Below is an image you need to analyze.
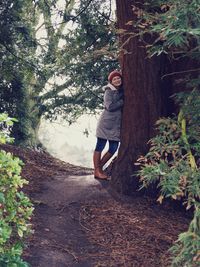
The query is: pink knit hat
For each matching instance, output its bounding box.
[108,70,122,83]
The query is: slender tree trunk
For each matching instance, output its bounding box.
[111,0,173,194]
[12,79,42,147]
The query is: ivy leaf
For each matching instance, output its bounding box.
[0,193,5,204]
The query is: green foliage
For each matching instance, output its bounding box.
[0,0,118,145]
[39,0,118,122]
[137,90,200,266]
[0,114,17,144]
[138,90,200,204]
[129,0,200,59]
[129,2,200,265]
[0,114,33,266]
[0,0,40,145]
[169,202,200,267]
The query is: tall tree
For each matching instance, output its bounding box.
[0,0,40,144]
[110,0,172,194]
[110,0,199,194]
[0,0,117,146]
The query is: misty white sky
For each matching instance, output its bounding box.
[39,114,102,168]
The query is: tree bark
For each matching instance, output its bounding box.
[11,78,42,147]
[111,0,173,194]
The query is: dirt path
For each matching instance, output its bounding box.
[25,173,191,267]
[25,174,111,267]
[0,145,191,267]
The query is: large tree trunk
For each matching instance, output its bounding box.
[111,0,173,194]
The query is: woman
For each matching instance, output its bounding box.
[93,70,124,180]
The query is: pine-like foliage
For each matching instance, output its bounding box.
[130,0,200,266]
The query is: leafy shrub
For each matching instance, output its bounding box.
[137,90,200,266]
[130,1,200,265]
[0,113,33,266]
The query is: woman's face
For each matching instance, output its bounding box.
[111,76,122,88]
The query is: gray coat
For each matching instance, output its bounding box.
[96,84,123,141]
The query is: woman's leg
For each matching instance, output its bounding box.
[93,138,108,179]
[100,140,119,169]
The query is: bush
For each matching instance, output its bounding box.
[128,1,200,265]
[137,91,200,266]
[0,113,34,266]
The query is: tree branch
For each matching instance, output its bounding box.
[1,43,45,77]
[161,68,200,79]
[93,1,114,23]
[44,0,93,30]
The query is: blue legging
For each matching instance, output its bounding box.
[95,137,119,155]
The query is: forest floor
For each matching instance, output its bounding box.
[1,144,192,267]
